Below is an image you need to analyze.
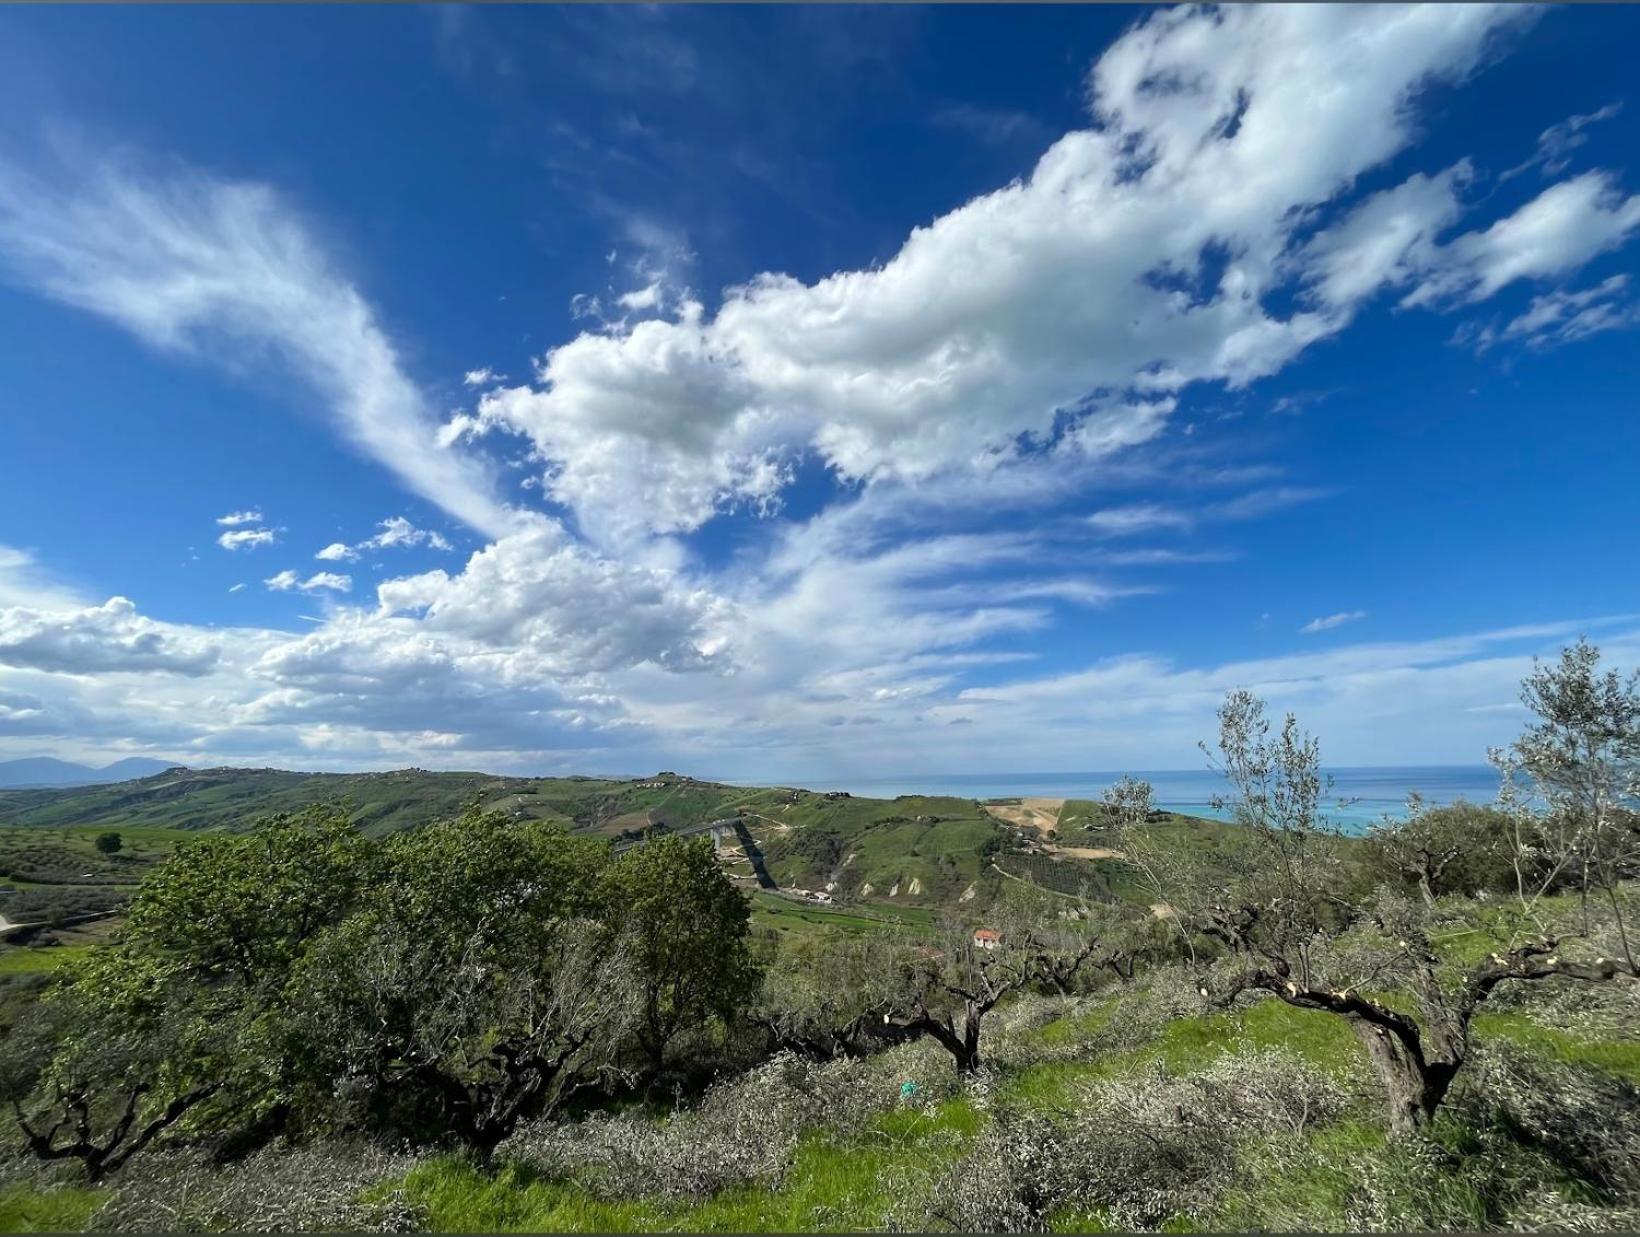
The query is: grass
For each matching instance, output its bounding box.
[392,1161,659,1233]
[0,769,725,836]
[0,1185,106,1234]
[751,897,896,938]
[1423,891,1589,968]
[749,892,937,940]
[1034,1001,1118,1048]
[0,944,91,976]
[1208,1120,1387,1231]
[1006,995,1363,1109]
[393,1099,982,1233]
[1473,1010,1640,1082]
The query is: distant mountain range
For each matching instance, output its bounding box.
[0,756,181,789]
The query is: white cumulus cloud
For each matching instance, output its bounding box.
[450,4,1537,545]
[313,517,453,563]
[0,597,222,676]
[218,529,277,552]
[265,570,351,594]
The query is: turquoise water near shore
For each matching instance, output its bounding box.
[751,766,1503,833]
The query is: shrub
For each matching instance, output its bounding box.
[88,1143,422,1233]
[1506,1194,1640,1232]
[908,1044,1355,1231]
[1464,1040,1640,1197]
[501,1042,957,1202]
[1366,801,1519,902]
[914,1109,1066,1232]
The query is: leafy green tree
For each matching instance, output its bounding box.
[286,810,626,1153]
[93,832,123,856]
[600,836,757,1076]
[124,803,376,993]
[7,804,377,1174]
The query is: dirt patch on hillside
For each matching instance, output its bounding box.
[985,797,1065,835]
[986,799,1126,861]
[736,811,792,833]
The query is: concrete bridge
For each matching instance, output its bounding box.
[611,816,777,890]
[610,815,740,856]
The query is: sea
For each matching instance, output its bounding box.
[736,766,1504,834]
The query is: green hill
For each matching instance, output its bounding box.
[0,767,1252,925]
[0,766,580,835]
[0,767,1218,915]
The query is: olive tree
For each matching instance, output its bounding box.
[1104,774,1218,965]
[1501,638,1640,965]
[750,929,928,1061]
[886,892,1118,1074]
[1154,649,1639,1132]
[1366,798,1518,905]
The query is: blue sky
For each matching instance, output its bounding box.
[0,4,1637,781]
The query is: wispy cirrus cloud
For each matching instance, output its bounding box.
[1301,610,1368,635]
[1502,102,1624,181]
[0,144,518,539]
[1457,274,1640,353]
[1087,487,1333,539]
[1086,504,1196,538]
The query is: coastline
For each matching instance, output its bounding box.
[729,765,1504,831]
